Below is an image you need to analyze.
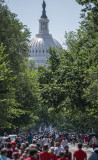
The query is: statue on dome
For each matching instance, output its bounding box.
[43,0,46,11]
[41,0,47,19]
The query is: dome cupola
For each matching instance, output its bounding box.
[36,0,50,37]
[29,0,61,66]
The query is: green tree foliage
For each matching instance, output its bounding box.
[76,0,98,111]
[50,108,98,133]
[0,44,15,129]
[0,1,40,133]
[0,0,30,62]
[0,0,98,133]
[76,0,98,17]
[38,44,92,111]
[38,0,98,132]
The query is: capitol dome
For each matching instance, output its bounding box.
[29,0,61,66]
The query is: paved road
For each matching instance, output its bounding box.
[68,143,93,159]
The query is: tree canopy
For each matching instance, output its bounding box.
[0,0,98,134]
[38,0,98,133]
[0,0,40,133]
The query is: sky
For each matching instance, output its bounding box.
[4,0,83,45]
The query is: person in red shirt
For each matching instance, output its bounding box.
[92,136,96,150]
[84,135,88,142]
[64,146,72,160]
[39,144,53,160]
[57,151,69,160]
[7,142,13,159]
[11,141,18,152]
[49,147,57,160]
[73,143,87,160]
[25,148,38,160]
[84,135,88,147]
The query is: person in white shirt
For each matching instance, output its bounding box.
[42,135,49,147]
[61,138,68,148]
[55,142,64,158]
[38,137,43,148]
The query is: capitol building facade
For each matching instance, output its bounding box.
[29,0,61,66]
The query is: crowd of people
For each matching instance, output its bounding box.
[0,131,98,160]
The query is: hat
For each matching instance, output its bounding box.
[21,143,26,146]
[50,147,54,151]
[29,144,37,148]
[11,141,16,145]
[25,147,29,152]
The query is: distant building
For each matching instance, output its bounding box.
[29,0,61,66]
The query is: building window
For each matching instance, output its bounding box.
[36,50,37,53]
[43,50,44,53]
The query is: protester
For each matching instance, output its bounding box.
[20,153,27,160]
[42,135,49,147]
[49,147,57,160]
[0,148,10,160]
[24,147,30,158]
[27,133,33,144]
[57,151,68,160]
[11,141,18,152]
[21,143,26,154]
[39,144,53,160]
[73,143,87,160]
[55,142,64,158]
[61,138,68,148]
[84,135,88,147]
[88,148,98,160]
[64,146,72,160]
[50,138,54,147]
[36,143,42,153]
[38,137,42,149]
[92,136,96,150]
[24,148,38,160]
[72,136,75,145]
[12,152,19,160]
[0,131,95,160]
[6,142,13,159]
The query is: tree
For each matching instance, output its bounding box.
[0,44,15,129]
[0,1,40,133]
[38,0,98,131]
[76,0,98,114]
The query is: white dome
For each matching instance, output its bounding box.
[29,1,61,66]
[29,36,61,66]
[30,36,61,50]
